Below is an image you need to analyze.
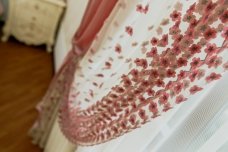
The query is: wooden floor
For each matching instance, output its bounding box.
[0,35,54,151]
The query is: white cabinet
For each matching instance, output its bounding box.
[1,0,66,52]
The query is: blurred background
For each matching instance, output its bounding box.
[0,0,87,151]
[0,0,54,152]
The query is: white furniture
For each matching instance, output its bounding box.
[1,0,66,52]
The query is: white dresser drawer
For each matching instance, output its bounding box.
[2,0,66,52]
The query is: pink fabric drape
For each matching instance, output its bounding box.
[29,0,118,147]
[59,0,228,146]
[72,0,119,55]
